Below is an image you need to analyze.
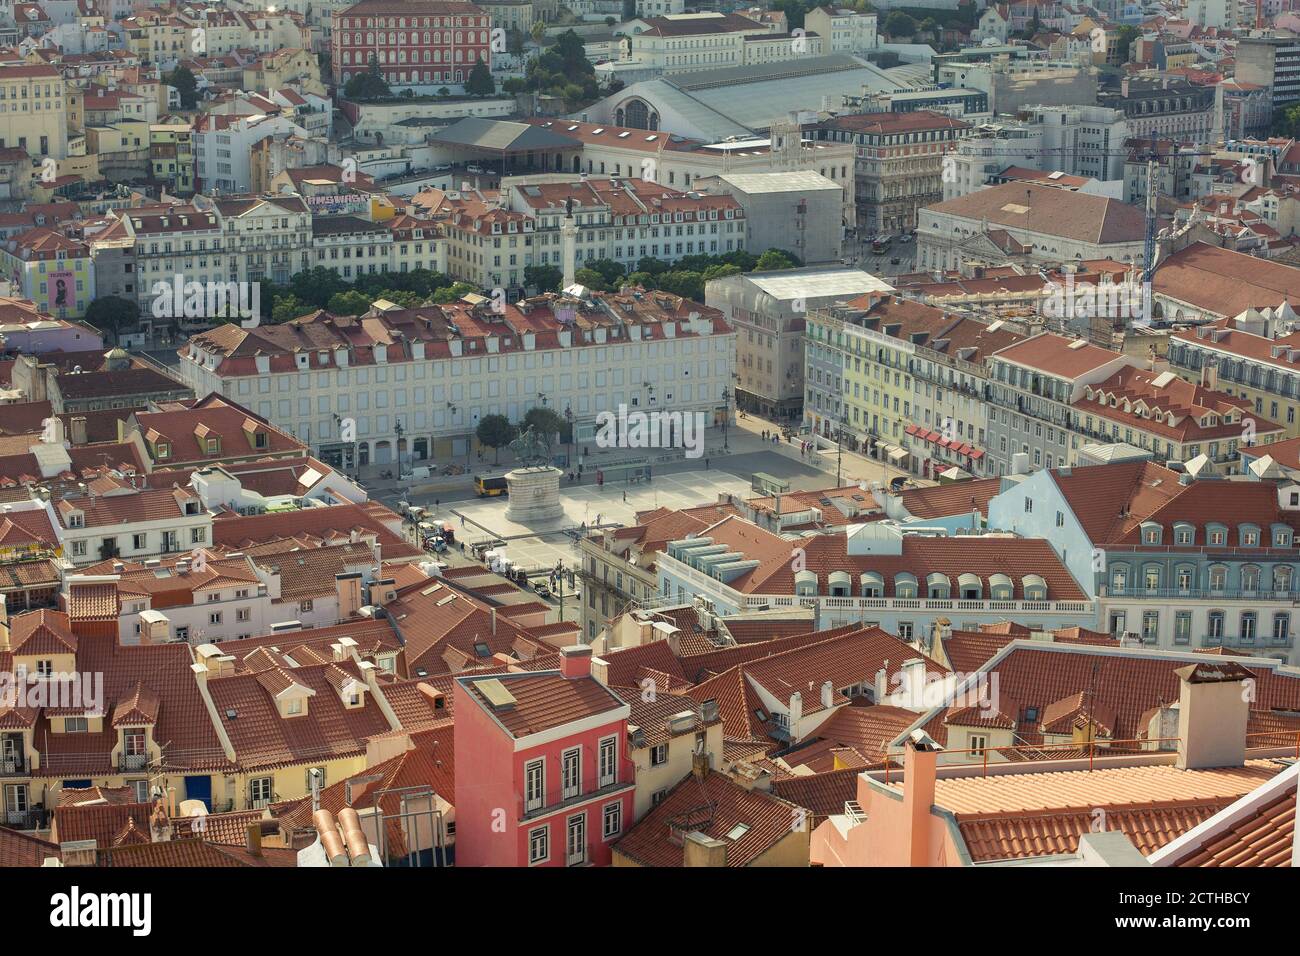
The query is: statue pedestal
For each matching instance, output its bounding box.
[505,466,564,522]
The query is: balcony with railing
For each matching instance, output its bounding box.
[520,776,631,823]
[0,756,27,776]
[119,753,149,772]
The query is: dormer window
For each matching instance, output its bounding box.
[67,513,83,529]
[156,442,170,459]
[36,659,53,677]
[205,437,220,455]
[253,432,267,449]
[286,698,303,716]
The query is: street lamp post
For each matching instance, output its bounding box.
[721,386,731,453]
[564,404,574,474]
[394,419,404,475]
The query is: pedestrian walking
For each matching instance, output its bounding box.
[623,491,627,503]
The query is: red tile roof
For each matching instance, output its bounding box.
[458,671,627,739]
[613,770,807,867]
[1153,765,1297,867]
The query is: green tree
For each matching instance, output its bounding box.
[755,249,799,271]
[584,258,626,287]
[327,290,373,315]
[524,264,564,293]
[437,87,451,97]
[465,57,495,96]
[884,11,917,38]
[771,0,810,30]
[476,413,517,465]
[84,295,139,343]
[165,66,199,110]
[530,20,547,43]
[271,294,315,324]
[503,76,527,94]
[344,56,392,99]
[636,256,671,276]
[574,267,610,291]
[1273,104,1300,138]
[655,270,704,301]
[523,405,566,443]
[290,266,349,309]
[431,281,478,304]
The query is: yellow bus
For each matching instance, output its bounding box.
[474,475,508,497]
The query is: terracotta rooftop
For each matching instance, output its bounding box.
[460,670,627,739]
[613,770,807,867]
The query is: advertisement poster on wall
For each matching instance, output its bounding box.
[47,270,75,311]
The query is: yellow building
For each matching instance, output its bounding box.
[122,12,189,66]
[806,295,917,456]
[0,228,95,318]
[0,64,69,160]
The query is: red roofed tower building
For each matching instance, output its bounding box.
[454,646,635,866]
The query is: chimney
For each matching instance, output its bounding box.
[245,821,263,858]
[70,416,87,445]
[788,691,803,732]
[682,830,728,866]
[691,749,710,781]
[590,654,610,686]
[559,644,592,679]
[1174,661,1250,770]
[371,578,397,607]
[335,572,363,619]
[337,807,371,866]
[820,680,834,710]
[313,809,349,866]
[58,840,98,867]
[902,730,943,867]
[901,657,928,707]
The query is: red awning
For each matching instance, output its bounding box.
[970,449,985,460]
[905,424,920,436]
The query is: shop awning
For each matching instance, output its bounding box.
[887,446,909,462]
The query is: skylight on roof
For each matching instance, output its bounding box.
[645,135,658,141]
[592,128,605,134]
[618,131,631,138]
[726,823,751,841]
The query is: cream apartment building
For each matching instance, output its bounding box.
[0,64,69,160]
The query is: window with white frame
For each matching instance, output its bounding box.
[524,759,544,812]
[602,801,622,840]
[528,824,549,864]
[561,747,581,800]
[598,736,617,787]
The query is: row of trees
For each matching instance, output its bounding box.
[524,248,802,302]
[475,405,570,464]
[86,246,804,340]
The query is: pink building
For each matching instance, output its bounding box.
[453,646,636,867]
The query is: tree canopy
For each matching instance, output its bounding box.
[476,414,517,464]
[344,57,392,99]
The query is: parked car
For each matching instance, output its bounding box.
[890,256,901,265]
[533,582,552,600]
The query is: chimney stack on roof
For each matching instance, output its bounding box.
[560,644,592,679]
[1174,660,1251,770]
[902,730,943,867]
